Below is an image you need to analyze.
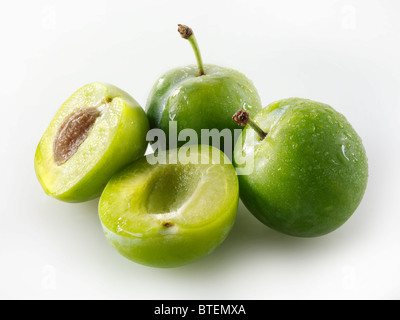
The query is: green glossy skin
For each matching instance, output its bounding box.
[99,145,239,268]
[34,82,149,202]
[234,98,368,237]
[146,64,262,153]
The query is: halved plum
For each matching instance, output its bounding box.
[34,82,149,202]
[99,145,239,268]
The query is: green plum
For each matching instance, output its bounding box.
[98,145,239,268]
[34,82,149,202]
[146,24,262,154]
[232,98,368,237]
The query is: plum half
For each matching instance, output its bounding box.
[34,82,149,202]
[98,145,239,268]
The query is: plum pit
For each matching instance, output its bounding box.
[53,107,100,165]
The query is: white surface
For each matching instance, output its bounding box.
[1,0,399,300]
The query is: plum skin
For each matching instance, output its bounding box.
[234,98,368,237]
[146,64,262,153]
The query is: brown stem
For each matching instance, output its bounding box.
[232,109,268,140]
[177,24,193,39]
[177,24,205,76]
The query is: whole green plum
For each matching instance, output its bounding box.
[146,25,262,155]
[232,98,368,237]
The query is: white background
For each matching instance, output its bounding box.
[1,0,399,300]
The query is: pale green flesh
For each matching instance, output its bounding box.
[99,146,239,267]
[34,82,149,202]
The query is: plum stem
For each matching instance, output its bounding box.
[232,109,268,140]
[178,24,205,76]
